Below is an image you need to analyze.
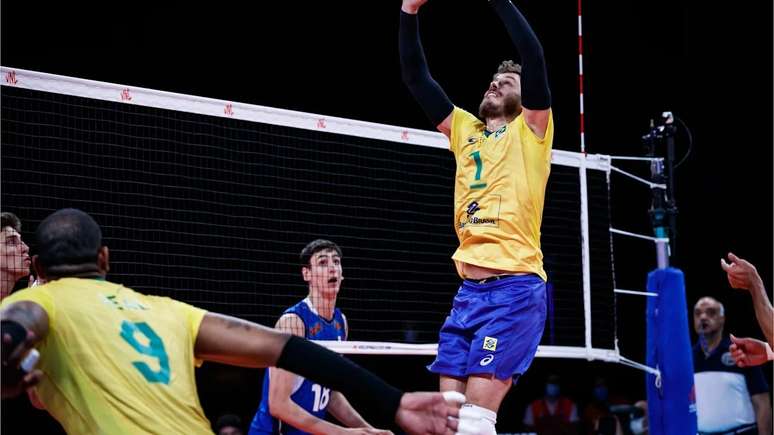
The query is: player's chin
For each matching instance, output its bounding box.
[322,285,340,295]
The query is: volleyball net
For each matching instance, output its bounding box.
[1,66,657,366]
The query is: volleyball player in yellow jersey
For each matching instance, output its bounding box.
[400,0,553,433]
[1,209,465,434]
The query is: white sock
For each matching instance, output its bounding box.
[457,403,497,435]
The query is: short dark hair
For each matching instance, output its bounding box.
[213,414,243,434]
[1,212,21,233]
[36,208,102,271]
[494,60,522,78]
[300,239,342,267]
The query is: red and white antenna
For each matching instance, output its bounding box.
[577,0,586,153]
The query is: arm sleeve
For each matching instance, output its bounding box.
[489,0,551,110]
[399,10,454,126]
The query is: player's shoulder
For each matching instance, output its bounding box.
[275,312,305,336]
[452,107,482,129]
[283,299,310,317]
[277,311,304,322]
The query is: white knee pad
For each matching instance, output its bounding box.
[456,404,497,435]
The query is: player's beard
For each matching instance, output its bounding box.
[479,93,522,120]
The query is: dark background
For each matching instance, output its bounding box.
[1,1,772,433]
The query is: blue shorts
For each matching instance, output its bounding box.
[428,274,546,381]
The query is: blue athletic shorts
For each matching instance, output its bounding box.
[428,274,546,381]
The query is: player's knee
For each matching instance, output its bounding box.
[457,404,497,435]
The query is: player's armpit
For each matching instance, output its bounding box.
[437,112,452,138]
[522,108,551,140]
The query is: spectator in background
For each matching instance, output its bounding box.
[1,212,32,300]
[214,414,244,435]
[693,296,771,435]
[523,374,579,434]
[581,377,623,435]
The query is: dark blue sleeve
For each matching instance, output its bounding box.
[744,365,770,395]
[399,11,454,127]
[489,0,551,110]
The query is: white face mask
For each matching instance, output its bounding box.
[630,417,646,434]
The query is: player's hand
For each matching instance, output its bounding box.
[720,253,762,292]
[1,326,41,399]
[730,334,774,368]
[395,391,464,435]
[402,0,429,15]
[2,368,42,399]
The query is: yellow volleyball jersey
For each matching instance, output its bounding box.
[449,107,553,281]
[1,278,211,434]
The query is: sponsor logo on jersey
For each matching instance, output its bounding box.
[459,201,496,229]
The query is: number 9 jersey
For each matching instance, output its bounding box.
[0,277,212,434]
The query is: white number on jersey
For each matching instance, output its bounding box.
[311,383,331,412]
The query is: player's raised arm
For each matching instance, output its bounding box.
[489,0,551,137]
[399,0,454,137]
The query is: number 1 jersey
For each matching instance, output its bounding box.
[449,107,554,281]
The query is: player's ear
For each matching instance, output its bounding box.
[302,265,311,282]
[97,246,110,275]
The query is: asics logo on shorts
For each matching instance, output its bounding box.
[483,336,498,351]
[479,354,495,366]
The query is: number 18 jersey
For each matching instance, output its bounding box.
[1,277,211,434]
[249,298,347,435]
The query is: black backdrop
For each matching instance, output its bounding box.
[1,1,771,433]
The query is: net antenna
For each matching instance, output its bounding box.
[642,111,679,267]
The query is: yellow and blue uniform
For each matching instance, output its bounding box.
[1,277,211,434]
[449,106,553,281]
[428,107,553,381]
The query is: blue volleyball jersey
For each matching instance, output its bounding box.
[249,299,347,435]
